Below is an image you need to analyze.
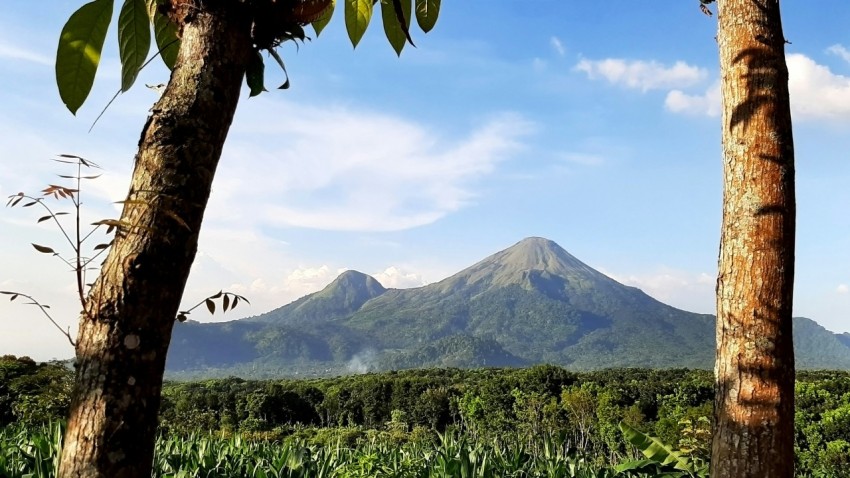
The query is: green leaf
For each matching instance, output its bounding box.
[246,50,266,97]
[118,0,151,91]
[312,0,335,37]
[222,294,230,312]
[414,0,439,33]
[619,422,696,473]
[205,299,215,314]
[147,0,180,69]
[381,0,412,56]
[344,0,373,48]
[56,0,114,114]
[267,49,291,89]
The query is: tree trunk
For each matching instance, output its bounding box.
[711,1,796,477]
[58,2,253,476]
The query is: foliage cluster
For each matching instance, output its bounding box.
[0,356,72,428]
[4,360,850,475]
[1,423,697,478]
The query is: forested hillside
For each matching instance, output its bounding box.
[166,238,850,377]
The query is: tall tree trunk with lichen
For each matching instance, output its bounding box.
[711,0,796,477]
[57,2,253,476]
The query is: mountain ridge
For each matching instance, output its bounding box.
[166,237,850,377]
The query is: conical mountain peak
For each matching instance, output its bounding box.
[436,237,610,291]
[495,237,596,275]
[319,270,386,299]
[248,270,386,325]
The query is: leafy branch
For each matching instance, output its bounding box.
[56,0,442,111]
[4,155,249,346]
[176,291,250,323]
[6,155,109,308]
[0,292,76,347]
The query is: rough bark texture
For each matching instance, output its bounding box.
[58,2,253,476]
[712,1,796,477]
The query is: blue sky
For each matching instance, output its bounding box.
[1,1,849,361]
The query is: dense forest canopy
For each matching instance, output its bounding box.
[2,356,849,476]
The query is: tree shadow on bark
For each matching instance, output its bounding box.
[714,302,795,473]
[729,45,788,133]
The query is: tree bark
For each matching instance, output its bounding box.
[711,1,796,477]
[58,2,253,476]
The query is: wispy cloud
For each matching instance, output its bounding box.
[838,284,849,294]
[550,37,566,57]
[0,40,51,65]
[575,58,706,92]
[213,101,534,232]
[827,44,850,64]
[558,152,605,166]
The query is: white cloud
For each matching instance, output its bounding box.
[0,40,51,65]
[665,81,721,117]
[787,53,850,121]
[838,284,849,294]
[373,266,427,289]
[827,44,850,64]
[212,102,533,232]
[550,37,566,57]
[604,267,715,314]
[575,58,706,92]
[664,54,850,122]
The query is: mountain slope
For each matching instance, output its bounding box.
[344,237,715,368]
[249,270,386,325]
[165,237,850,376]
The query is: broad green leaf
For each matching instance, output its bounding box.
[147,0,180,69]
[381,0,412,56]
[246,50,267,97]
[56,0,114,114]
[118,0,151,91]
[312,0,335,37]
[619,422,696,473]
[344,0,373,48]
[415,0,439,33]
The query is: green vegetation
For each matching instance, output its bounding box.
[0,356,72,428]
[0,424,697,478]
[3,356,850,476]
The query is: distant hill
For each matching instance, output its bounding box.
[166,237,850,377]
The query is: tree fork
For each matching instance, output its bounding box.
[712,0,796,477]
[58,2,253,476]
